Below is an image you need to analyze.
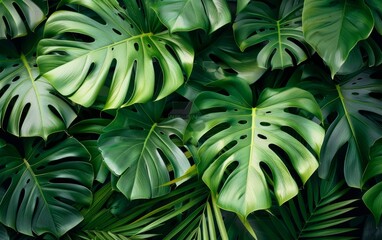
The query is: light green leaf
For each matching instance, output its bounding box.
[37,0,193,109]
[303,0,374,77]
[0,137,93,238]
[299,67,382,188]
[0,39,77,140]
[98,100,190,199]
[152,0,231,33]
[185,80,324,217]
[0,0,47,39]
[234,0,311,69]
[362,139,382,223]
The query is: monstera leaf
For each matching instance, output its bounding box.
[185,80,325,217]
[0,137,93,238]
[233,0,311,69]
[152,0,231,33]
[0,0,47,39]
[0,39,77,140]
[299,67,382,188]
[338,37,382,75]
[98,100,191,199]
[366,0,382,35]
[303,0,374,77]
[363,139,382,223]
[37,0,194,109]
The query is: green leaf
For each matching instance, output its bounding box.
[185,80,324,217]
[37,0,194,109]
[302,0,374,77]
[366,0,382,35]
[300,68,382,188]
[234,0,311,69]
[362,139,382,223]
[253,173,360,239]
[0,39,77,140]
[152,0,231,33]
[0,224,9,240]
[0,0,47,39]
[0,137,93,238]
[98,100,191,199]
[338,37,382,75]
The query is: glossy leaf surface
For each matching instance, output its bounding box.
[0,137,93,237]
[186,80,324,217]
[37,0,194,109]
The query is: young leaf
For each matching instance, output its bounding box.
[152,0,231,33]
[37,0,194,109]
[0,137,93,238]
[303,0,374,77]
[234,0,311,69]
[98,100,190,199]
[185,79,324,217]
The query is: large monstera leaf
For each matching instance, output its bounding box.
[0,0,47,39]
[152,0,231,33]
[233,0,311,69]
[0,137,93,238]
[303,0,374,77]
[0,40,77,140]
[37,0,194,109]
[366,0,382,35]
[299,67,382,188]
[185,80,324,217]
[98,100,191,199]
[363,139,382,223]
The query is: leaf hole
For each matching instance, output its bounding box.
[117,13,125,20]
[19,103,31,133]
[0,84,10,98]
[199,122,230,145]
[12,76,20,82]
[238,120,247,125]
[2,16,10,38]
[260,122,271,126]
[369,92,382,100]
[12,63,20,67]
[257,134,267,140]
[240,135,247,140]
[0,67,4,73]
[2,95,19,129]
[351,92,359,96]
[112,28,122,35]
[17,188,25,210]
[134,42,139,51]
[266,111,271,114]
[130,23,134,29]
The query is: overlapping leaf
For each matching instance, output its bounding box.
[0,0,47,39]
[98,101,191,199]
[362,139,382,223]
[152,0,231,33]
[234,0,311,69]
[0,40,77,140]
[366,0,382,35]
[299,67,382,188]
[253,173,360,239]
[37,0,194,109]
[185,80,324,217]
[0,137,93,238]
[303,0,374,77]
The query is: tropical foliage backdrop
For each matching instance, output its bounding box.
[0,0,381,239]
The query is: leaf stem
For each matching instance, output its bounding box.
[211,193,229,240]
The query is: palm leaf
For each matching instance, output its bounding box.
[152,0,231,33]
[185,79,324,217]
[0,0,47,39]
[98,100,191,199]
[37,0,194,109]
[302,0,374,77]
[366,0,382,35]
[298,67,382,188]
[253,173,360,239]
[0,137,93,238]
[233,0,311,69]
[0,37,77,140]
